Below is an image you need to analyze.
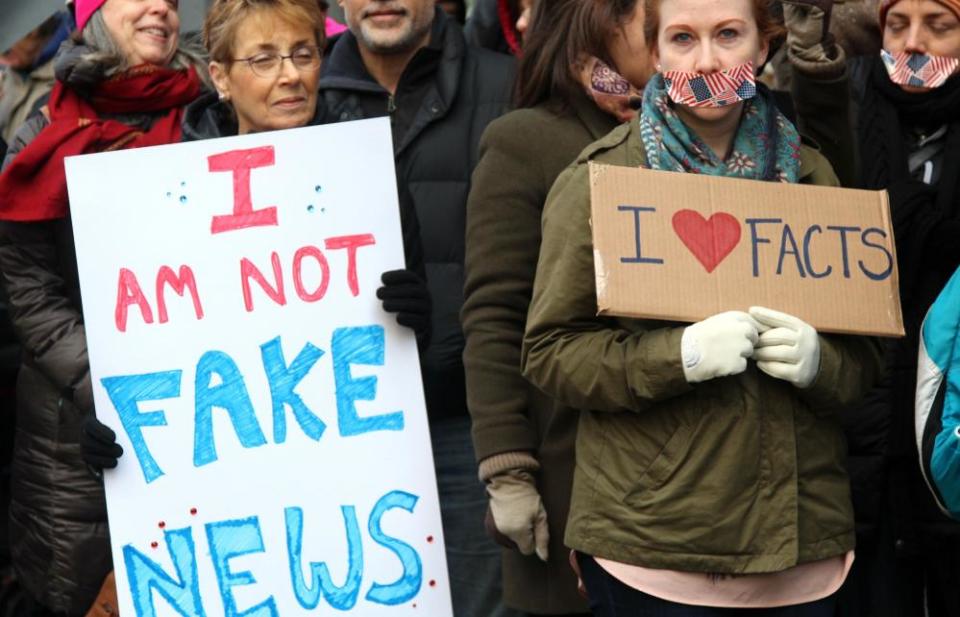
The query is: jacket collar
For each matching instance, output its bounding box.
[568,88,621,141]
[319,8,458,100]
[319,8,465,155]
[180,89,330,141]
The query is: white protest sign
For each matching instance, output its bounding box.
[65,118,452,616]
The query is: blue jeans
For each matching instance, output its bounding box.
[431,417,520,617]
[578,553,837,617]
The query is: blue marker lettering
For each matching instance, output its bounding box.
[333,326,404,437]
[745,218,782,277]
[206,517,278,617]
[260,337,326,444]
[101,370,181,484]
[194,351,267,467]
[365,490,422,605]
[618,206,664,265]
[826,226,861,278]
[123,528,205,617]
[859,227,894,281]
[776,224,806,277]
[286,506,363,610]
[802,225,832,279]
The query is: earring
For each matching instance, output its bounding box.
[656,64,662,72]
[218,91,229,101]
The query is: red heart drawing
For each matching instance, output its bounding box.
[671,210,741,273]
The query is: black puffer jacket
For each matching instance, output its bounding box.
[0,118,108,616]
[319,11,513,420]
[792,56,960,617]
[0,45,195,615]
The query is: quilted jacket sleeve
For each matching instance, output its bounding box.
[0,113,93,413]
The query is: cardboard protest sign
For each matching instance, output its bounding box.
[589,163,904,337]
[65,118,452,616]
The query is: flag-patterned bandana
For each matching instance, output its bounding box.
[577,56,644,123]
[881,49,960,89]
[663,61,757,108]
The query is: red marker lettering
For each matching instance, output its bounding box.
[156,265,204,324]
[115,268,154,332]
[208,146,278,234]
[240,252,286,312]
[293,246,331,302]
[324,234,376,296]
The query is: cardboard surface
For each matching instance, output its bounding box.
[66,118,452,616]
[589,163,904,337]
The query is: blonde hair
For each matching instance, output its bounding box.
[203,0,327,63]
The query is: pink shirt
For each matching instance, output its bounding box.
[594,552,854,608]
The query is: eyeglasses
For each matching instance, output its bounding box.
[231,46,322,77]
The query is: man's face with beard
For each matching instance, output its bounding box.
[339,0,436,54]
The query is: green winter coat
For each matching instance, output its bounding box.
[522,119,884,575]
[463,91,617,614]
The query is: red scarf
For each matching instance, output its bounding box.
[0,64,201,221]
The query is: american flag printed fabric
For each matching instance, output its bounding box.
[881,50,960,89]
[663,61,757,108]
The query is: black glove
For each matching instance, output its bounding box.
[80,414,123,472]
[376,269,431,346]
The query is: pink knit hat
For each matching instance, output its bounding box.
[72,0,108,34]
[879,0,960,29]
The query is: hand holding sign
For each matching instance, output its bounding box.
[80,415,123,472]
[377,269,432,345]
[66,119,452,616]
[751,306,822,389]
[590,164,904,337]
[681,312,762,383]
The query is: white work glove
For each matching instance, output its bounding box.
[681,311,761,383]
[486,469,549,561]
[750,306,821,389]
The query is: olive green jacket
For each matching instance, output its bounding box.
[463,92,617,613]
[522,120,884,574]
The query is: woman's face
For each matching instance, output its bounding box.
[883,0,960,91]
[209,10,321,135]
[606,1,656,90]
[653,0,767,123]
[100,0,180,66]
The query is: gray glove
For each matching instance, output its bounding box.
[486,469,549,561]
[782,0,838,64]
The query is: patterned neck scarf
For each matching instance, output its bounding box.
[639,73,801,183]
[576,56,644,123]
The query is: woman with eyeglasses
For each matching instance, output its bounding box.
[79,0,432,486]
[182,0,326,136]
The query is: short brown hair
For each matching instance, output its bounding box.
[515,0,640,109]
[203,0,326,64]
[643,0,785,50]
